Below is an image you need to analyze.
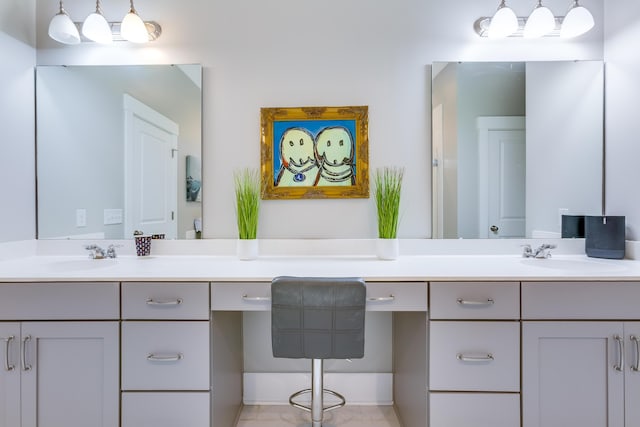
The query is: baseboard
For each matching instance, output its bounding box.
[243,372,393,405]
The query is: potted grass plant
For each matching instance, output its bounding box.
[374,167,404,260]
[234,168,260,260]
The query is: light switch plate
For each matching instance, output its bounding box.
[76,209,87,227]
[104,209,123,225]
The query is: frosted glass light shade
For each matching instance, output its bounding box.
[82,13,112,44]
[121,11,148,43]
[48,11,80,45]
[524,5,555,38]
[560,3,594,38]
[488,5,518,38]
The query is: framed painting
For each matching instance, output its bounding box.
[260,106,369,199]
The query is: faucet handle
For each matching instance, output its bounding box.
[106,244,122,258]
[521,244,533,257]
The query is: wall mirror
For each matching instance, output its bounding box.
[36,64,202,240]
[431,61,604,239]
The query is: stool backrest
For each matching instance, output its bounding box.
[271,276,366,359]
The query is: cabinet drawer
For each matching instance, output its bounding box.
[430,282,519,319]
[522,281,640,319]
[122,282,209,319]
[121,321,210,390]
[211,282,428,312]
[430,321,520,391]
[122,392,210,427]
[0,282,119,320]
[430,393,520,427]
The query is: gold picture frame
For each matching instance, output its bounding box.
[260,106,369,200]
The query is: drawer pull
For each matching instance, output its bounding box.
[614,335,624,372]
[456,353,494,363]
[631,335,640,372]
[22,336,31,371]
[3,336,14,371]
[147,353,183,362]
[456,298,495,307]
[367,295,395,302]
[242,295,271,302]
[146,298,183,306]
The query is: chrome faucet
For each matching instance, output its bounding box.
[522,243,557,259]
[84,244,118,259]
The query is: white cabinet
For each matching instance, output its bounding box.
[121,282,210,427]
[0,321,119,427]
[429,281,521,427]
[0,282,120,427]
[522,281,640,427]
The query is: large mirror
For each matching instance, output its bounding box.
[36,64,202,240]
[432,61,604,239]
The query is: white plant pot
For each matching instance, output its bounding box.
[237,239,259,260]
[376,238,399,260]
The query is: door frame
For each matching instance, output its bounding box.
[477,116,525,238]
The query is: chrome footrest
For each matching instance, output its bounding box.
[289,388,346,413]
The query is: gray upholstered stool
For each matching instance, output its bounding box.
[271,276,366,427]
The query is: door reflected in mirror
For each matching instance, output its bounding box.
[36,64,202,240]
[431,61,603,239]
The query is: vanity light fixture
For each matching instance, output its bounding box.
[47,0,162,45]
[523,0,556,38]
[487,0,519,39]
[560,0,595,38]
[48,0,81,45]
[81,0,112,44]
[121,0,150,43]
[475,0,595,38]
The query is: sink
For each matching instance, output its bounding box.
[520,257,627,273]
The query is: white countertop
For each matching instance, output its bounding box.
[0,239,638,282]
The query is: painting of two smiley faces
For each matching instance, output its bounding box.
[261,106,369,200]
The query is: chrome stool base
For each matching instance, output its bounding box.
[289,359,346,427]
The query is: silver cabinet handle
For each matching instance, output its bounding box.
[22,335,31,371]
[147,353,183,362]
[3,336,15,371]
[614,335,624,372]
[367,295,395,302]
[146,298,183,306]
[241,295,271,302]
[456,353,494,362]
[456,298,495,307]
[631,335,640,372]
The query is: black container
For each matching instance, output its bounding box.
[585,216,626,259]
[561,215,585,238]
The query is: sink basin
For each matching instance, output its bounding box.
[520,257,627,273]
[44,258,118,272]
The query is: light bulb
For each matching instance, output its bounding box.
[524,2,556,38]
[48,1,80,45]
[82,1,112,44]
[488,1,519,38]
[560,0,595,38]
[121,1,149,43]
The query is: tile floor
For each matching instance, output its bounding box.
[236,404,402,427]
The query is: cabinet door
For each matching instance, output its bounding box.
[0,323,20,427]
[20,322,119,427]
[522,322,624,427]
[626,322,640,427]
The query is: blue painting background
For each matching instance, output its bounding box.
[272,119,356,184]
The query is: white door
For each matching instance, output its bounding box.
[477,117,525,238]
[522,322,624,427]
[124,95,178,239]
[0,324,20,427]
[20,322,119,427]
[626,322,640,427]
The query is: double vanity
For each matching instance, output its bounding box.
[1,239,639,427]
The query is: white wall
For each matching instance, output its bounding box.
[604,0,640,240]
[0,0,36,242]
[27,0,605,239]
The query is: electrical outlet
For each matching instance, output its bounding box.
[104,209,123,225]
[76,209,87,227]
